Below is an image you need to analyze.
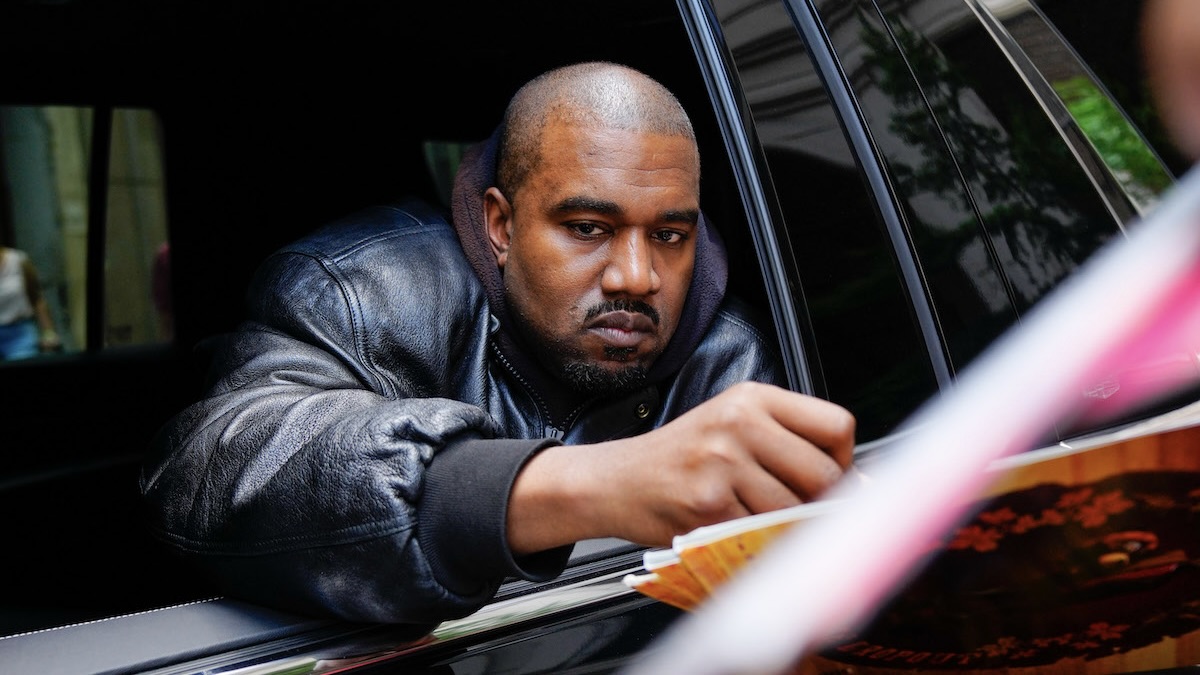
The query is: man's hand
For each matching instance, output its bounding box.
[507,382,855,554]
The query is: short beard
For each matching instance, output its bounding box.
[560,299,658,394]
[561,358,649,395]
[508,297,660,396]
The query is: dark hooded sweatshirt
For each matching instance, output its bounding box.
[139,133,785,630]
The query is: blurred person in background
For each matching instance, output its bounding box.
[0,245,60,360]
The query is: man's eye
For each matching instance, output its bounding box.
[569,222,603,236]
[653,230,688,244]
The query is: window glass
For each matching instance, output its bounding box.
[974,0,1174,215]
[1032,0,1192,180]
[0,106,88,358]
[853,0,1125,360]
[0,105,169,360]
[711,0,939,441]
[809,0,1021,371]
[105,109,171,346]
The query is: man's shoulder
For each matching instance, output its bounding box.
[247,197,483,313]
[708,296,776,348]
[284,198,459,261]
[686,295,786,387]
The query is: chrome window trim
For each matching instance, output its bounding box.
[787,0,955,391]
[148,569,644,675]
[3,552,650,674]
[677,0,818,396]
[227,572,637,675]
[964,0,1147,225]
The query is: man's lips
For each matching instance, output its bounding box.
[586,311,657,348]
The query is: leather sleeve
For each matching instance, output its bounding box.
[140,207,554,626]
[657,296,790,417]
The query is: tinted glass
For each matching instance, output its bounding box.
[711,0,938,441]
[825,0,1125,369]
[105,109,171,346]
[970,0,1174,216]
[0,106,87,358]
[1033,0,1192,179]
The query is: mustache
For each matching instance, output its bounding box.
[584,299,661,326]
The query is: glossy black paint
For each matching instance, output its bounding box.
[375,598,681,674]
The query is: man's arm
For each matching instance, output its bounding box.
[141,208,554,627]
[18,254,61,352]
[507,381,855,554]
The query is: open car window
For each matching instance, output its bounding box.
[0,105,170,362]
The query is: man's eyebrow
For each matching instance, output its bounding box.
[662,208,701,227]
[552,195,622,216]
[552,196,700,226]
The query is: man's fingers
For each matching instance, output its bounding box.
[745,382,856,469]
[751,419,847,500]
[733,466,805,514]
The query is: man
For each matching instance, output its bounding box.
[140,61,854,630]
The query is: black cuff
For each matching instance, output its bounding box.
[417,437,573,596]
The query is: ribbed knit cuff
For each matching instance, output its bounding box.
[417,437,573,596]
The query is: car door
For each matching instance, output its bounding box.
[694,0,1184,449]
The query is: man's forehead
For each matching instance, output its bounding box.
[533,123,699,183]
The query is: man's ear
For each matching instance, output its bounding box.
[484,187,514,270]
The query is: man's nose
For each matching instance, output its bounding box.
[601,231,660,296]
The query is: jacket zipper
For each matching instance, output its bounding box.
[490,343,587,439]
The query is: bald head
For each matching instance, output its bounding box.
[496,62,698,200]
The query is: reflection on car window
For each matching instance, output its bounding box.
[712,0,940,442]
[1031,0,1192,181]
[1052,75,1172,213]
[0,106,169,360]
[972,0,1174,215]
[861,0,1129,362]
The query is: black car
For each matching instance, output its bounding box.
[1,0,1195,672]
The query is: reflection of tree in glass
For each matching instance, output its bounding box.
[1054,75,1173,210]
[859,12,1117,313]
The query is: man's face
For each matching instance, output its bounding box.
[485,121,700,394]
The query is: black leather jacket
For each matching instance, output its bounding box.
[140,197,785,628]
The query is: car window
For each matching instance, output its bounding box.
[708,0,1179,443]
[0,0,759,647]
[866,0,1181,437]
[1031,0,1192,182]
[967,0,1175,216]
[863,0,1128,345]
[710,0,940,442]
[0,105,169,361]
